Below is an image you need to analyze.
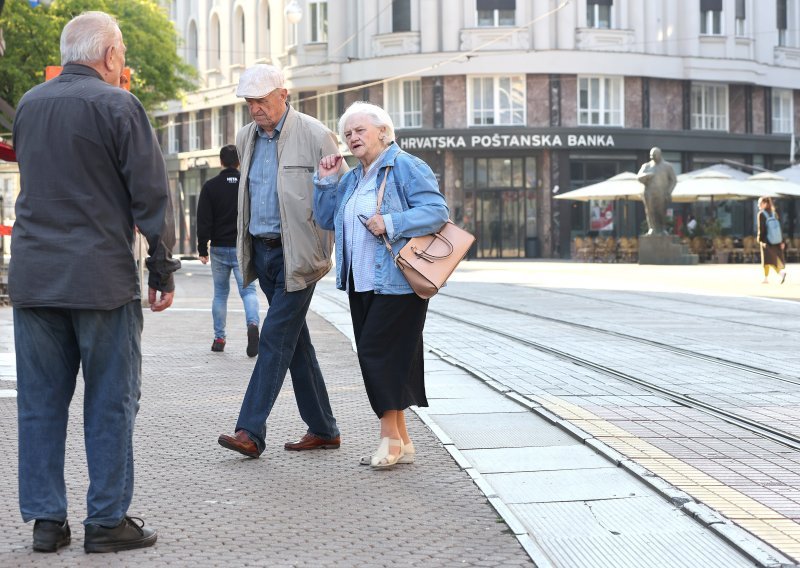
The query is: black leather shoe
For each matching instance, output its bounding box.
[84,516,157,553]
[33,519,70,552]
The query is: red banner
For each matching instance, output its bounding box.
[590,202,614,232]
[0,141,15,162]
[0,225,12,236]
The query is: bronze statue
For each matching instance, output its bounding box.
[637,147,676,235]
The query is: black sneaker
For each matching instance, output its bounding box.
[32,519,70,552]
[246,324,259,357]
[211,338,225,352]
[84,516,157,553]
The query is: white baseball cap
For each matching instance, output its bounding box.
[236,64,285,99]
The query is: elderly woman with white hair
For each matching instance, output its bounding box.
[313,101,449,468]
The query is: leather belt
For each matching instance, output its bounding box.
[255,236,282,248]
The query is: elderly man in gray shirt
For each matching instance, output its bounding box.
[10,11,178,554]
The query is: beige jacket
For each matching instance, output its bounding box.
[235,106,344,291]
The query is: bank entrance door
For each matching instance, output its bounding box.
[463,156,536,259]
[476,190,525,258]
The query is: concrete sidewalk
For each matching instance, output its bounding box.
[0,265,531,567]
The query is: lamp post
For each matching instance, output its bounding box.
[285,0,303,24]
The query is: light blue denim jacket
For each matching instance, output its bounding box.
[313,143,449,295]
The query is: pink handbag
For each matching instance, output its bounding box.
[375,167,475,299]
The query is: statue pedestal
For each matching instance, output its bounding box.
[638,234,698,265]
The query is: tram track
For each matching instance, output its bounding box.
[520,285,799,333]
[424,303,800,453]
[437,290,800,388]
[314,288,800,451]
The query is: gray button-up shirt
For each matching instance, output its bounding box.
[10,64,179,309]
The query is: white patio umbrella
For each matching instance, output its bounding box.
[671,170,769,202]
[775,164,800,184]
[745,172,800,197]
[554,172,643,201]
[676,163,751,181]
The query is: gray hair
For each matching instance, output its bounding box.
[338,102,395,146]
[60,12,122,66]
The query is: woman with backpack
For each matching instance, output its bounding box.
[757,196,787,284]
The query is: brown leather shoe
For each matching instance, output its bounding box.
[218,430,260,458]
[284,433,341,451]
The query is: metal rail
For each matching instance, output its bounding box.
[438,291,800,388]
[429,306,800,453]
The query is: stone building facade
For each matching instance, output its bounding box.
[158,0,800,257]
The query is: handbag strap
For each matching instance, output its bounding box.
[375,166,397,260]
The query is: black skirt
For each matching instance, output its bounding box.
[348,288,429,418]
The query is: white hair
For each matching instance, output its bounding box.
[338,101,396,146]
[60,12,122,66]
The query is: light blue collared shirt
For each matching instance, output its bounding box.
[248,105,288,237]
[342,158,384,292]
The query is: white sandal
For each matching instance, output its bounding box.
[397,441,415,464]
[360,441,415,465]
[370,437,403,468]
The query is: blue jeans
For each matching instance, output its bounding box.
[15,302,143,526]
[211,246,259,339]
[235,240,339,453]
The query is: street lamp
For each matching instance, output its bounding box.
[285,0,302,24]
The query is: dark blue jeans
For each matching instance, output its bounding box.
[235,240,339,453]
[15,302,143,526]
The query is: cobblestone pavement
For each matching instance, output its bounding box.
[0,265,532,567]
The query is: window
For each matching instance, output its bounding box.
[691,83,728,130]
[578,76,624,126]
[317,92,337,132]
[735,0,746,36]
[587,0,612,29]
[210,14,221,68]
[235,105,250,130]
[309,1,328,42]
[386,79,422,128]
[167,116,179,154]
[777,0,787,46]
[233,7,245,65]
[187,21,198,68]
[772,88,793,133]
[211,107,225,148]
[393,0,411,32]
[477,0,515,27]
[258,0,271,58]
[468,76,525,126]
[188,112,200,151]
[700,0,722,35]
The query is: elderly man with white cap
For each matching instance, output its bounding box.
[218,64,347,458]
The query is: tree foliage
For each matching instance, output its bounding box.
[0,0,195,113]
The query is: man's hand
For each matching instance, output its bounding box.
[318,154,343,178]
[200,256,209,264]
[149,287,175,312]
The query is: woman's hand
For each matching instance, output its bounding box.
[318,154,343,177]
[362,214,386,236]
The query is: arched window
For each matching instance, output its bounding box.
[233,6,245,65]
[187,20,198,68]
[258,0,271,59]
[209,13,221,69]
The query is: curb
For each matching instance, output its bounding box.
[427,346,798,568]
